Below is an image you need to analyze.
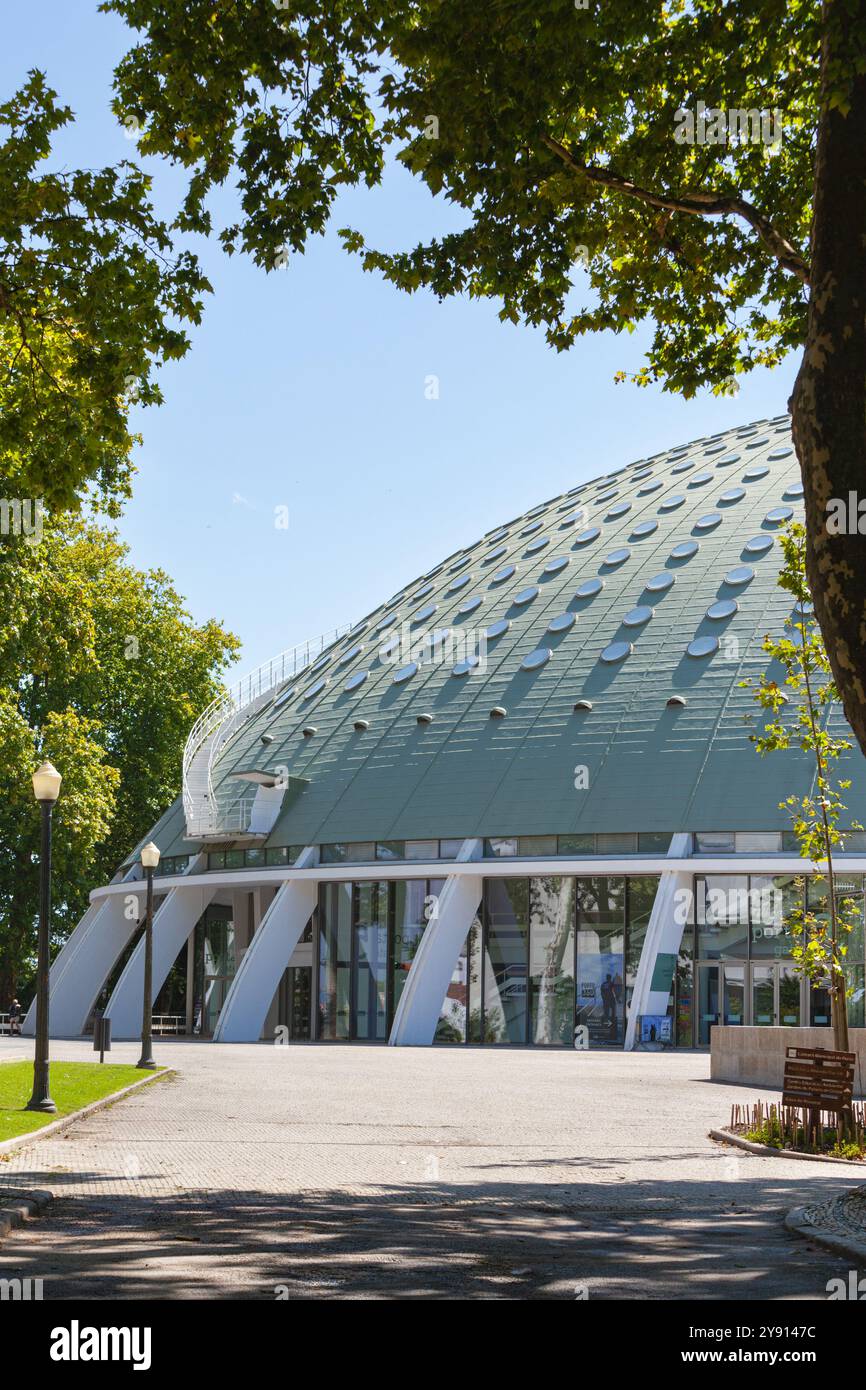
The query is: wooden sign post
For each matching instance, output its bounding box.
[782,1045,856,1145]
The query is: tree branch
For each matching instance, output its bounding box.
[542,133,810,286]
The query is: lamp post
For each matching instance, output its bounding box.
[137,841,160,1070]
[26,760,62,1113]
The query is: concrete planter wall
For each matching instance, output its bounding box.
[711,1026,866,1095]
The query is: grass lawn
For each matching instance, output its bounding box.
[0,1061,163,1143]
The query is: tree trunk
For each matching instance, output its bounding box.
[791,0,866,758]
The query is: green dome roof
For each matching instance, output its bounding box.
[168,414,866,851]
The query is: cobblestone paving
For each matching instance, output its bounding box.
[0,1038,862,1298]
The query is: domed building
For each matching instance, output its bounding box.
[30,415,866,1051]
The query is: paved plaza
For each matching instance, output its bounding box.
[0,1038,861,1299]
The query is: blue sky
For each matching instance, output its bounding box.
[5,2,798,674]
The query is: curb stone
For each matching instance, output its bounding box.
[785,1201,866,1267]
[0,1188,54,1243]
[709,1127,866,1167]
[0,1067,174,1158]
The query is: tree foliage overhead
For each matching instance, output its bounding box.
[0,520,239,999]
[0,71,210,514]
[107,0,815,397]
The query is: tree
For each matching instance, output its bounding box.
[0,520,239,1002]
[745,521,860,1058]
[0,71,210,515]
[105,0,866,754]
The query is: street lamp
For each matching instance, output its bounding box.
[137,841,160,1070]
[26,760,62,1113]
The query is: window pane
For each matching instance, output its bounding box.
[596,833,637,854]
[695,832,735,853]
[696,875,749,958]
[485,837,518,858]
[735,832,782,853]
[405,840,438,860]
[577,878,625,1045]
[749,875,802,958]
[376,840,405,861]
[439,839,463,860]
[528,877,575,1045]
[520,836,558,857]
[483,879,528,1044]
[638,832,673,854]
[558,834,594,855]
[347,842,376,863]
[317,884,352,1039]
[392,880,428,1016]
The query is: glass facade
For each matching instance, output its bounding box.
[688,872,866,1041]
[313,874,660,1048]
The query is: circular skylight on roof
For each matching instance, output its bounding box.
[669,447,690,459]
[769,447,794,460]
[745,534,774,555]
[303,677,329,700]
[594,489,618,503]
[543,555,570,575]
[521,647,552,671]
[670,540,699,560]
[393,662,418,684]
[687,636,719,658]
[607,501,632,519]
[783,482,804,501]
[339,644,364,666]
[689,472,713,486]
[704,444,727,455]
[514,585,539,606]
[485,618,511,640]
[695,513,722,531]
[448,573,471,592]
[645,571,675,593]
[491,563,516,584]
[376,612,398,631]
[484,544,508,563]
[487,527,508,544]
[521,520,543,536]
[412,582,434,600]
[525,504,546,518]
[452,655,480,677]
[603,547,631,567]
[547,612,576,633]
[639,480,663,495]
[630,520,658,539]
[765,506,794,524]
[601,640,633,664]
[378,635,400,659]
[632,468,653,480]
[706,598,738,620]
[743,465,769,481]
[525,536,550,554]
[559,509,586,527]
[344,670,368,692]
[724,565,754,586]
[457,594,483,615]
[671,460,695,474]
[659,495,685,511]
[716,454,741,466]
[623,605,654,627]
[745,436,769,448]
[719,487,746,503]
[272,686,295,712]
[412,602,437,624]
[310,653,331,673]
[574,527,601,546]
[575,577,604,599]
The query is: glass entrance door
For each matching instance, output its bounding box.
[697,964,720,1045]
[750,963,802,1026]
[722,964,746,1027]
[353,923,388,1039]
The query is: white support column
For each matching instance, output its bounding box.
[105,870,216,1039]
[389,839,483,1047]
[624,832,692,1051]
[23,864,143,1038]
[213,848,319,1043]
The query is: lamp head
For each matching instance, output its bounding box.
[140,841,161,871]
[32,761,62,804]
